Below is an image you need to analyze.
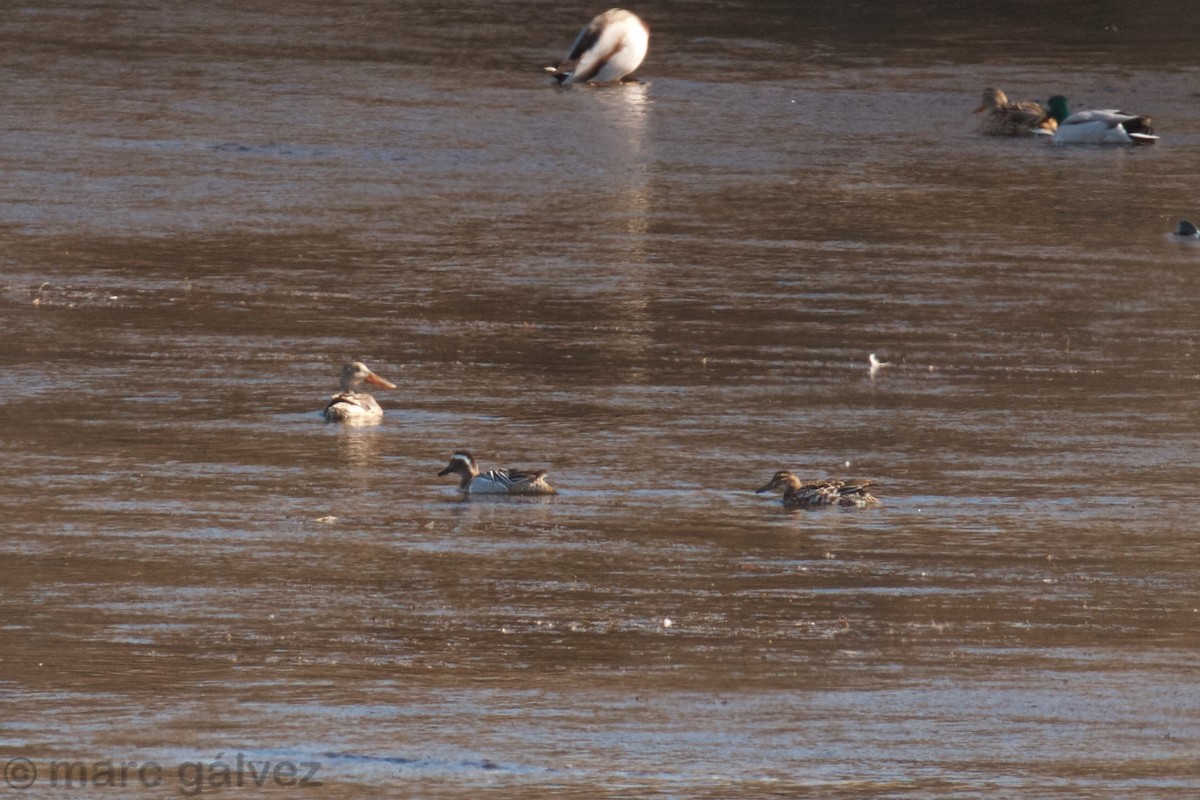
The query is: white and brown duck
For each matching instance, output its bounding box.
[322,361,397,424]
[756,470,879,509]
[438,451,557,495]
[546,8,649,85]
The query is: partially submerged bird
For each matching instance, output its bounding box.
[546,8,649,85]
[756,470,880,509]
[974,87,1057,136]
[1045,95,1158,144]
[868,353,890,380]
[438,451,557,496]
[322,361,397,424]
[1172,220,1199,238]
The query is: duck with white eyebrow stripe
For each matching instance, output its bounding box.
[437,451,558,496]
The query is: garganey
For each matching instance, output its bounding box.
[438,451,558,495]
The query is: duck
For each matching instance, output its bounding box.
[1045,95,1158,144]
[974,87,1057,136]
[756,470,880,509]
[1172,220,1199,238]
[322,361,397,424]
[546,8,649,85]
[438,451,557,495]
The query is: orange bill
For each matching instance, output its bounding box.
[364,371,397,390]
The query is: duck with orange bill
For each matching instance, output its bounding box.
[322,361,397,424]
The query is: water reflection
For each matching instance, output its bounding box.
[331,425,388,474]
[606,80,652,249]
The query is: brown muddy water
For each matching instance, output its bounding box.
[2,1,1199,797]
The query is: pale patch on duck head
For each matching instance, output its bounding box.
[438,451,478,476]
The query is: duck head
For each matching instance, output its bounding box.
[339,361,396,393]
[756,471,801,494]
[438,451,479,478]
[974,87,1007,113]
[1045,95,1070,123]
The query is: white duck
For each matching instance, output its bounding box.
[322,361,396,424]
[546,8,649,85]
[1046,95,1158,145]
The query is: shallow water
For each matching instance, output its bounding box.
[2,1,1199,797]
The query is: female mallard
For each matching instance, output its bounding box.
[438,451,557,496]
[974,87,1057,136]
[322,361,397,424]
[546,8,649,85]
[756,470,879,509]
[1046,95,1158,144]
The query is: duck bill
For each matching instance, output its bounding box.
[437,464,454,476]
[755,483,775,494]
[972,104,986,114]
[364,372,397,390]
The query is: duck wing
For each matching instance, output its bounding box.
[547,18,603,83]
[836,480,876,498]
[323,391,381,421]
[501,467,550,484]
[1063,109,1152,131]
[473,467,555,495]
[783,479,844,506]
[1010,101,1056,131]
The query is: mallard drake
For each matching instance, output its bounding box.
[756,470,880,509]
[438,451,557,495]
[322,361,397,424]
[974,87,1057,136]
[1046,95,1158,144]
[1172,220,1199,238]
[546,8,649,85]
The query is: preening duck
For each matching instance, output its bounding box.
[546,8,649,85]
[322,361,397,424]
[756,471,880,509]
[974,87,1057,137]
[438,451,557,495]
[1046,95,1158,145]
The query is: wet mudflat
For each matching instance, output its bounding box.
[2,1,1199,796]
